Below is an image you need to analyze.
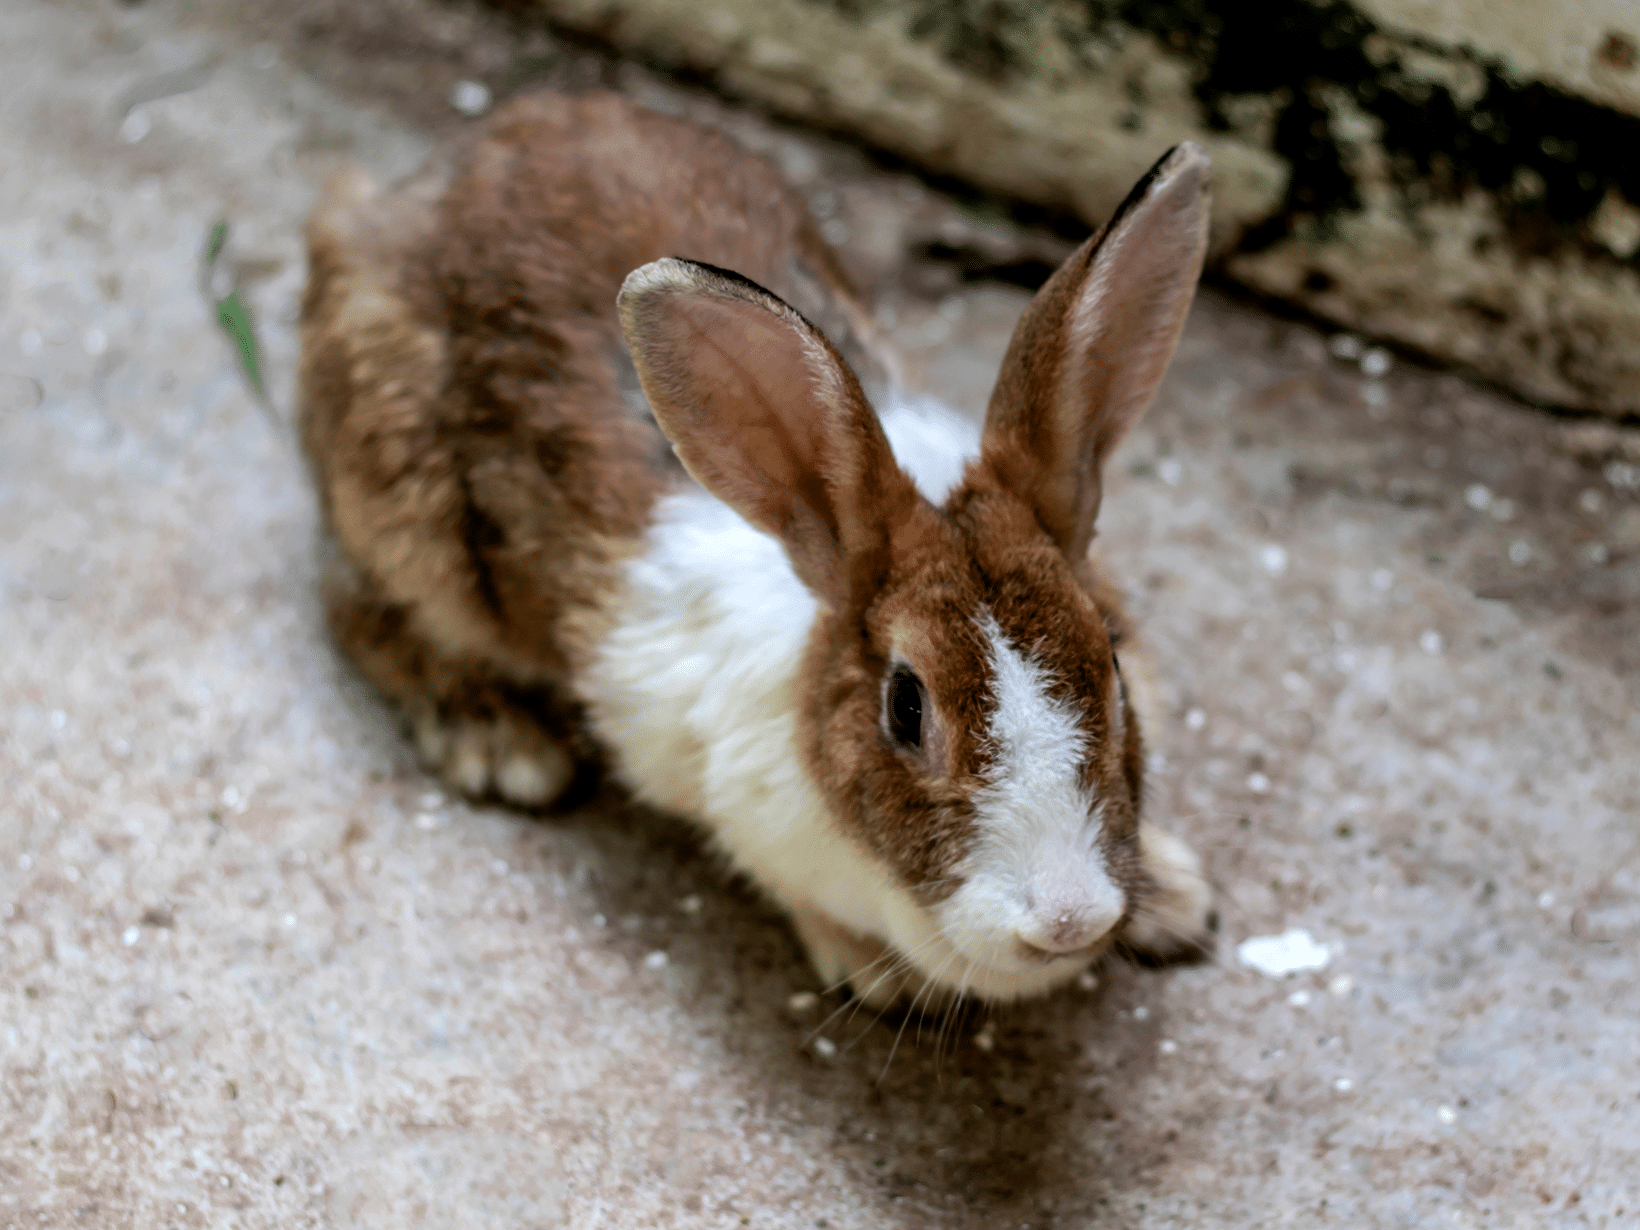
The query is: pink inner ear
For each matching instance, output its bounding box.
[975,145,1210,561]
[663,296,838,545]
[618,258,913,602]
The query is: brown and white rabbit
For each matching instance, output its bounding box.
[299,90,1213,1006]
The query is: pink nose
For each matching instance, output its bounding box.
[1016,900,1124,955]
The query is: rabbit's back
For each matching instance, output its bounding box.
[299,91,883,684]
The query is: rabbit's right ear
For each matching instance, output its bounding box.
[978,143,1211,563]
[618,258,916,605]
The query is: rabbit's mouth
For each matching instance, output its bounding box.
[896,928,1111,1003]
[1013,934,1118,966]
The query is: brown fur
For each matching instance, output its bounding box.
[612,149,1208,906]
[301,90,1214,991]
[300,92,889,789]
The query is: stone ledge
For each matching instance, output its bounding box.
[500,0,1640,421]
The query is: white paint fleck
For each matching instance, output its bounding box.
[1237,928,1332,977]
[1246,772,1272,795]
[49,710,66,730]
[449,80,492,117]
[1537,891,1555,909]
[1185,707,1207,732]
[1328,334,1363,360]
[1437,1105,1457,1125]
[973,1027,995,1052]
[1131,1006,1150,1021]
[1605,460,1640,492]
[1508,539,1531,565]
[122,926,140,946]
[1282,671,1307,693]
[491,860,508,876]
[1329,975,1354,997]
[1077,970,1099,991]
[413,812,439,831]
[1464,483,1492,511]
[787,991,819,1014]
[811,1036,838,1059]
[119,111,151,144]
[282,914,296,929]
[643,950,669,970]
[1260,544,1289,575]
[1334,1077,1354,1093]
[1287,990,1311,1007]
[1370,568,1394,591]
[1159,1039,1178,1055]
[1419,629,1444,656]
[1157,458,1183,486]
[1360,348,1392,378]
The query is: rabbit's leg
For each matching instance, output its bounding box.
[408,692,576,808]
[1119,823,1215,963]
[790,908,918,1009]
[322,547,578,808]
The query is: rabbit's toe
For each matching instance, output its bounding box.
[791,908,906,1007]
[496,748,570,807]
[1121,823,1215,965]
[413,707,574,809]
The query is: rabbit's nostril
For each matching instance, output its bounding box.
[1015,902,1123,958]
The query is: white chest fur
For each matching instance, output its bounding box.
[573,397,979,938]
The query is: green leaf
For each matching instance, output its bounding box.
[206,219,230,267]
[216,290,264,397]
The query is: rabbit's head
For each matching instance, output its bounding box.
[618,144,1211,1001]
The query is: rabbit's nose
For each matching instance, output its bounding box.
[1015,894,1125,957]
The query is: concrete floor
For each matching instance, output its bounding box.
[2,1,1638,1227]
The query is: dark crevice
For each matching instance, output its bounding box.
[457,476,508,620]
[810,0,1640,266]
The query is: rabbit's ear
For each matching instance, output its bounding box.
[618,258,916,603]
[978,143,1210,561]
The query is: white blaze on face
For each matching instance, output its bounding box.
[933,613,1126,968]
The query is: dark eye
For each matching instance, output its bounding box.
[887,668,923,749]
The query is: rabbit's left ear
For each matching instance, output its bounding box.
[978,143,1211,561]
[617,258,918,606]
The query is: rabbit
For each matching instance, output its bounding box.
[299,89,1214,1008]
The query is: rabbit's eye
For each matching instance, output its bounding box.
[888,668,923,749]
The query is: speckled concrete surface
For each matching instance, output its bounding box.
[2,2,1638,1228]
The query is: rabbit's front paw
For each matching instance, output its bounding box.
[1120,823,1216,965]
[413,705,574,809]
[791,908,920,1010]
